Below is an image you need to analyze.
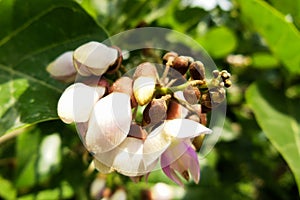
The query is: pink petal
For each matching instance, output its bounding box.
[162,165,184,187]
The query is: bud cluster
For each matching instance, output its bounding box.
[47,41,231,185]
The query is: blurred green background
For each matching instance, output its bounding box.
[0,0,300,199]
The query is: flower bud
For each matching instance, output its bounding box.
[133,62,157,79]
[127,124,148,140]
[73,41,118,76]
[183,86,200,104]
[189,61,205,80]
[133,62,157,106]
[172,56,190,75]
[143,98,167,126]
[46,51,76,82]
[162,52,178,65]
[110,76,133,97]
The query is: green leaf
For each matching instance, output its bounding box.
[0,176,17,199]
[251,52,279,69]
[18,181,74,200]
[0,0,109,136]
[237,0,300,74]
[246,82,300,194]
[15,127,41,188]
[198,26,237,58]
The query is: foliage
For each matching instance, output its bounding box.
[0,0,300,199]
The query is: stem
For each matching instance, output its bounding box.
[0,126,31,145]
[173,97,200,118]
[155,79,207,96]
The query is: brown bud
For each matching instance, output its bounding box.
[189,61,205,80]
[128,124,148,141]
[172,56,190,75]
[143,98,167,125]
[210,87,226,104]
[220,70,231,80]
[133,62,157,80]
[224,79,232,88]
[110,76,133,96]
[200,113,207,126]
[183,86,201,104]
[166,100,181,120]
[162,52,178,65]
[200,93,212,108]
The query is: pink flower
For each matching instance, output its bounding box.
[161,140,200,186]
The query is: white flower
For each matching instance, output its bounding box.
[46,51,76,82]
[73,41,119,76]
[91,119,211,177]
[85,92,132,153]
[57,83,105,124]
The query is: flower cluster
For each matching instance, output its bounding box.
[47,41,231,186]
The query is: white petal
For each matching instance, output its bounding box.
[143,123,172,166]
[85,92,131,153]
[46,51,76,78]
[57,83,105,124]
[73,41,118,76]
[163,119,212,138]
[133,76,155,105]
[94,137,157,176]
[93,159,113,174]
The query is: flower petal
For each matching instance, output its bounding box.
[133,76,155,106]
[143,123,172,167]
[57,83,105,123]
[160,139,190,168]
[94,137,158,176]
[161,141,200,185]
[46,51,76,82]
[163,119,212,138]
[162,165,184,186]
[73,41,118,76]
[93,159,114,174]
[85,92,131,153]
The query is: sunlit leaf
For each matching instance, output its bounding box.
[15,127,41,188]
[198,26,237,58]
[18,181,74,200]
[246,82,300,194]
[237,0,300,74]
[0,176,17,200]
[0,0,109,136]
[251,52,280,69]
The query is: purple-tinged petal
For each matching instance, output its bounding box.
[185,146,200,183]
[161,140,200,185]
[161,140,190,168]
[85,92,131,153]
[162,165,184,187]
